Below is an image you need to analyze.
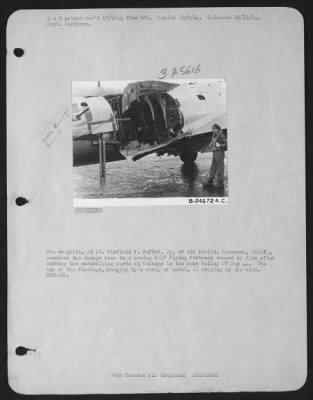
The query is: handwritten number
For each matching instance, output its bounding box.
[158,68,167,79]
[157,65,201,79]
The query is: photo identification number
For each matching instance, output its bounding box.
[157,64,201,79]
[189,198,228,204]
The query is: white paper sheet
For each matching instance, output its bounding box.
[7,7,306,394]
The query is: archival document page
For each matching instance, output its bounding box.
[7,8,306,394]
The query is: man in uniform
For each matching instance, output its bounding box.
[206,124,227,188]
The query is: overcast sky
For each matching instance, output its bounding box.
[72,78,225,90]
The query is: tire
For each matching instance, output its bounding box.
[179,151,198,164]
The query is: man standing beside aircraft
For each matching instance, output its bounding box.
[206,124,227,188]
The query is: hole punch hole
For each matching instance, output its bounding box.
[16,197,28,206]
[15,346,36,356]
[13,48,24,57]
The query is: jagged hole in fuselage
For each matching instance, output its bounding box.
[109,93,184,147]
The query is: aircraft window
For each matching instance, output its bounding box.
[81,102,88,107]
[72,104,79,113]
[197,95,206,100]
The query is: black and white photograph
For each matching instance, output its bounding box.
[72,78,227,206]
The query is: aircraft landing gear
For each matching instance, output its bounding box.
[98,133,106,194]
[180,150,198,164]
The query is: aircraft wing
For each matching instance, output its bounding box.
[132,130,190,161]
[132,109,227,161]
[122,80,180,113]
[183,111,227,138]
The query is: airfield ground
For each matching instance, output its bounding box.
[73,152,228,199]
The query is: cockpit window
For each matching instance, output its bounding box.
[81,102,88,107]
[197,95,206,100]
